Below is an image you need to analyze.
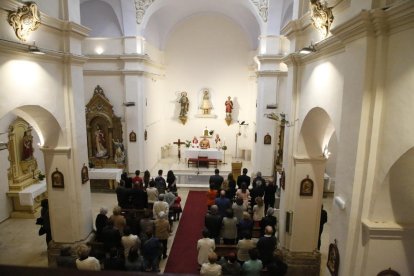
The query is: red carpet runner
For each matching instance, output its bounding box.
[164,191,206,274]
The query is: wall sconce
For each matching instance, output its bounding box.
[7,2,41,42]
[28,42,44,55]
[299,44,316,55]
[310,0,334,38]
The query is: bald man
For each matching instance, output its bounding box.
[256,226,277,267]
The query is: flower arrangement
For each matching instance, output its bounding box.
[185,140,191,148]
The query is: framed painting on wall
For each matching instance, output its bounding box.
[129,131,136,142]
[327,239,339,276]
[51,168,64,188]
[300,175,314,196]
[264,133,271,145]
[81,163,89,184]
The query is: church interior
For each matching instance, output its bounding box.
[0,0,413,275]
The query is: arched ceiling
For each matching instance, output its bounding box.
[141,0,261,50]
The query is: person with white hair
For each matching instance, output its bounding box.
[259,207,277,237]
[75,244,101,271]
[152,194,169,219]
[95,207,108,242]
[154,211,170,259]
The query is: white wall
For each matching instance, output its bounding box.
[162,14,256,156]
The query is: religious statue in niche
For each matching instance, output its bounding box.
[22,129,34,160]
[225,96,233,125]
[192,136,199,148]
[200,89,213,115]
[215,134,222,149]
[178,91,189,124]
[112,139,125,164]
[94,125,108,158]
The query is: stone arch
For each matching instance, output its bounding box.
[297,107,336,159]
[11,105,64,148]
[80,0,123,37]
[140,0,262,50]
[371,147,414,224]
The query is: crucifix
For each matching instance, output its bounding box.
[173,139,185,162]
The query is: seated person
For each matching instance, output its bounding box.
[75,244,101,271]
[199,137,210,149]
[200,252,222,276]
[56,246,76,268]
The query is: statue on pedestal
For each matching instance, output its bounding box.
[200,89,212,115]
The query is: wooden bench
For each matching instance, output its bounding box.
[215,244,237,258]
[207,158,218,168]
[188,158,199,168]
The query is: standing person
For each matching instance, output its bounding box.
[146,180,159,207]
[209,169,224,191]
[252,197,265,223]
[232,197,246,222]
[215,190,231,218]
[109,206,126,235]
[222,209,238,245]
[221,252,241,276]
[237,233,257,264]
[121,226,140,259]
[95,207,109,242]
[318,205,328,250]
[204,205,222,244]
[227,173,237,201]
[132,170,143,186]
[116,179,130,208]
[154,211,171,259]
[206,184,218,210]
[236,183,250,209]
[237,168,251,189]
[256,226,277,267]
[166,170,177,193]
[260,208,277,237]
[38,198,52,247]
[237,212,253,241]
[142,231,162,272]
[154,170,167,195]
[250,172,265,209]
[197,229,215,266]
[143,170,151,188]
[264,179,277,212]
[153,194,169,219]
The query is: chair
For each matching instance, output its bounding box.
[198,156,209,168]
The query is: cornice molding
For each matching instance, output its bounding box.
[362,219,414,240]
[86,54,164,70]
[83,69,163,79]
[385,0,414,35]
[255,54,285,62]
[293,155,327,164]
[330,10,374,44]
[256,70,287,77]
[280,15,311,39]
[40,146,71,156]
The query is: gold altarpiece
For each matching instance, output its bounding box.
[6,118,47,218]
[86,85,125,169]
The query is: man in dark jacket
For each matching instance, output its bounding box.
[257,226,277,267]
[209,169,224,191]
[237,168,251,189]
[204,205,222,244]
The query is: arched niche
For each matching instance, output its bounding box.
[371,148,414,224]
[297,107,336,158]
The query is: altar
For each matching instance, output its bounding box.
[89,168,122,190]
[183,148,223,160]
[7,180,47,218]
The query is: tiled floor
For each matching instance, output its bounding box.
[0,157,332,275]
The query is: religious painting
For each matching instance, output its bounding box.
[264,133,271,145]
[129,131,136,142]
[144,129,147,141]
[81,164,89,184]
[377,268,400,276]
[300,175,314,196]
[327,240,339,276]
[51,168,64,188]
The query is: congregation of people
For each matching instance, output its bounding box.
[199,168,287,276]
[54,167,288,275]
[57,169,182,272]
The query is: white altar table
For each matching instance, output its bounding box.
[19,180,47,206]
[183,148,223,160]
[89,168,122,189]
